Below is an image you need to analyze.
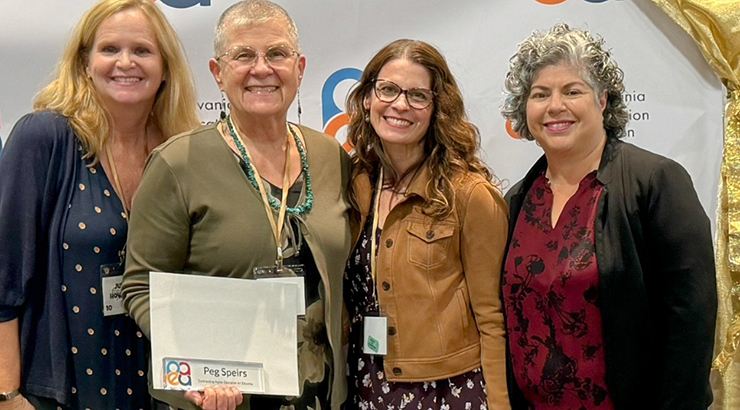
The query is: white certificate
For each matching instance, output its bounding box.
[149,272,299,396]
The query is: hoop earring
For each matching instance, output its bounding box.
[219,91,228,120]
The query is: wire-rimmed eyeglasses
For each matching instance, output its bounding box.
[216,45,298,68]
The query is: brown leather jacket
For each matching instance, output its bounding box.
[350,167,511,409]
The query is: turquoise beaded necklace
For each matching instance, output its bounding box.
[225,115,314,215]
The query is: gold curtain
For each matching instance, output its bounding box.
[651,1,740,408]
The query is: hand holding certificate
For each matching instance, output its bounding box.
[184,386,243,410]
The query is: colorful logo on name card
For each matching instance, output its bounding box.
[156,0,210,9]
[165,360,192,387]
[321,68,362,152]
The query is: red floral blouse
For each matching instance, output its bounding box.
[503,171,614,409]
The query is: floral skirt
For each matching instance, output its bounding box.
[345,352,487,410]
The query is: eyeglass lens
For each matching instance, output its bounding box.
[374,80,433,109]
[223,45,296,66]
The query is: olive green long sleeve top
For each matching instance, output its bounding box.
[122,123,351,410]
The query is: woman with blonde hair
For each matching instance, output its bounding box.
[0,1,199,409]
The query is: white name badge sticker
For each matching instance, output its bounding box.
[363,316,388,355]
[163,358,265,394]
[101,276,125,316]
[100,263,125,316]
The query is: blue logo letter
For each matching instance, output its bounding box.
[321,68,362,127]
[160,0,211,9]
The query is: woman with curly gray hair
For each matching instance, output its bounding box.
[500,23,716,410]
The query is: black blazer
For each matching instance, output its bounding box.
[503,139,717,410]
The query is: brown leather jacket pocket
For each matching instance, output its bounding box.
[406,221,455,269]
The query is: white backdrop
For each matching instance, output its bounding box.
[0,0,724,227]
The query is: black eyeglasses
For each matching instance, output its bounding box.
[373,79,435,109]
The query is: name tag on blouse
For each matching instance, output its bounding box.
[100,263,125,316]
[363,316,388,355]
[253,264,306,316]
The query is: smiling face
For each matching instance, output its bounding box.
[86,9,165,114]
[367,58,433,159]
[209,20,305,124]
[526,64,607,159]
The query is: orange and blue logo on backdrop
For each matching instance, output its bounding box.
[165,360,192,387]
[322,68,361,151]
[536,0,620,4]
[156,0,210,8]
[505,120,521,140]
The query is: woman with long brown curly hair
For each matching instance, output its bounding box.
[343,39,510,410]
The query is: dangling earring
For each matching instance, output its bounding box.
[297,88,303,125]
[219,91,228,121]
[364,112,370,123]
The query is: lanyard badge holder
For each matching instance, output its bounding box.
[100,261,125,316]
[363,168,388,356]
[101,145,130,317]
[231,122,294,279]
[229,122,307,317]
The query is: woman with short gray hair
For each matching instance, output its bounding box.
[122,1,351,410]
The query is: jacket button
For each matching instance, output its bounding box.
[393,367,402,376]
[426,230,434,239]
[388,326,396,335]
[382,281,391,291]
[385,239,393,248]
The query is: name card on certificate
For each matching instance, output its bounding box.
[149,272,299,396]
